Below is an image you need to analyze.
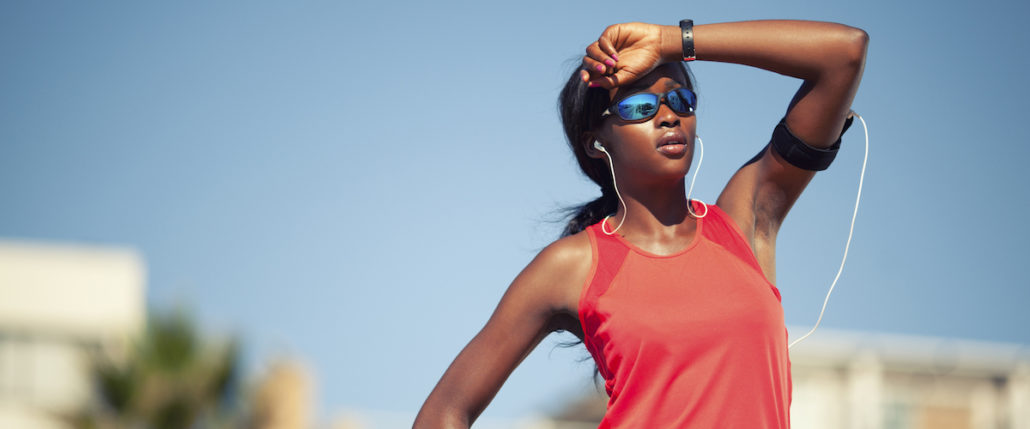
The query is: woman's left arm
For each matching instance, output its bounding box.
[693,21,867,146]
[693,21,868,282]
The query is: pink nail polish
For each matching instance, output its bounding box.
[605,59,616,67]
[612,54,619,61]
[588,82,599,88]
[595,64,605,72]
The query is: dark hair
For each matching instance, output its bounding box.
[558,62,696,237]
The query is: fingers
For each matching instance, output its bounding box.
[583,57,607,76]
[582,62,621,89]
[582,64,617,88]
[588,66,644,89]
[599,37,619,61]
[582,41,619,86]
[581,24,627,88]
[585,42,617,70]
[587,73,623,89]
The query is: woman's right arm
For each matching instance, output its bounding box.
[413,233,592,428]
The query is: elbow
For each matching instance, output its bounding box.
[841,26,869,70]
[811,25,868,80]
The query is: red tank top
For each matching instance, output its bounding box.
[578,203,791,428]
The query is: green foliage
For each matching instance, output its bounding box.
[72,309,243,429]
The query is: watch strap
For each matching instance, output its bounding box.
[679,19,696,61]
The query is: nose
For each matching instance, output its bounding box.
[656,102,680,128]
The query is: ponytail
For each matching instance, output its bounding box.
[561,191,618,237]
[557,62,617,237]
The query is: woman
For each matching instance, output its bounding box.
[414,19,868,428]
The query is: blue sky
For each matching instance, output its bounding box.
[3,0,1030,423]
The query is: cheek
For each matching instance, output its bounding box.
[604,123,651,146]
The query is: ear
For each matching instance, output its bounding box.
[582,135,608,159]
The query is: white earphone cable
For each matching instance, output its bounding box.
[600,133,708,235]
[788,112,868,349]
[599,144,628,236]
[687,135,708,218]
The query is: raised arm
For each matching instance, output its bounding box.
[697,21,868,283]
[413,234,592,428]
[690,21,867,146]
[581,20,868,282]
[583,20,866,147]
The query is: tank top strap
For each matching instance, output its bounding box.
[701,205,762,270]
[579,221,633,387]
[703,205,779,299]
[583,221,632,302]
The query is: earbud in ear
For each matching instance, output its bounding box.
[593,141,607,152]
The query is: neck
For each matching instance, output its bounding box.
[609,178,694,236]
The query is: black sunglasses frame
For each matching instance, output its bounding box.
[601,88,697,122]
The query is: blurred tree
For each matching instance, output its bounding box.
[70,309,242,429]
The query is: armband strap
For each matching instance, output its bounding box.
[770,116,854,171]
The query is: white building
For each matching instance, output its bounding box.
[530,329,1030,429]
[789,329,1030,429]
[0,240,145,429]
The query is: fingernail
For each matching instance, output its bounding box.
[605,59,616,67]
[595,64,604,72]
[588,82,599,88]
[612,54,619,61]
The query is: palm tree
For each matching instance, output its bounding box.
[71,309,242,429]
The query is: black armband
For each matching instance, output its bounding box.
[770,116,854,171]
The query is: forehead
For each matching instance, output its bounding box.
[609,64,688,101]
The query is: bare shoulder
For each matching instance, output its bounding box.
[522,230,594,317]
[537,230,593,272]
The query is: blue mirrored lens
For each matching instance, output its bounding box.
[617,93,659,120]
[668,89,696,113]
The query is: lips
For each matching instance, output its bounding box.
[656,133,689,156]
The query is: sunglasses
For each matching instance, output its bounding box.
[601,88,697,122]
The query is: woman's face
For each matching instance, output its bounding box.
[594,64,697,185]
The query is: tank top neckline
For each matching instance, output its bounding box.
[598,201,706,259]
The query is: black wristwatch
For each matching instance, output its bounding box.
[679,19,696,61]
